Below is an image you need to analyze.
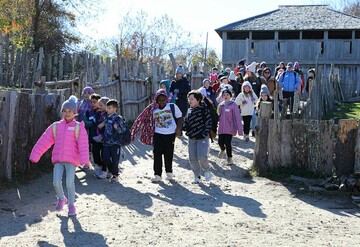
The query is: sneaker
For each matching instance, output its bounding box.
[55,197,68,211]
[96,171,108,179]
[204,171,213,182]
[94,163,101,172]
[227,157,233,165]
[244,135,249,142]
[68,204,76,216]
[81,165,90,172]
[151,175,161,183]
[109,175,119,183]
[218,149,225,159]
[166,173,174,180]
[191,176,201,184]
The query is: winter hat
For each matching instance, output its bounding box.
[212,67,218,71]
[287,62,293,68]
[242,81,252,91]
[294,61,300,70]
[175,65,184,75]
[228,71,236,81]
[239,68,246,74]
[225,67,231,75]
[61,95,78,114]
[159,80,171,94]
[221,88,232,97]
[217,73,225,80]
[238,58,246,66]
[247,62,257,73]
[260,85,270,96]
[220,83,233,92]
[219,75,228,82]
[82,86,94,95]
[260,61,267,68]
[203,78,210,85]
[154,89,168,102]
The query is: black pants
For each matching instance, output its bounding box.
[242,115,252,135]
[283,91,295,112]
[218,134,233,158]
[153,132,176,176]
[103,144,121,176]
[91,141,104,171]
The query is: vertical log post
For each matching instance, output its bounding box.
[253,101,272,175]
[6,91,17,181]
[354,123,360,175]
[334,119,358,176]
[116,44,124,116]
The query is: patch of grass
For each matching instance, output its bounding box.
[262,166,327,182]
[323,102,360,122]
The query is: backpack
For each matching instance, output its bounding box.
[52,121,80,141]
[202,97,219,140]
[117,116,131,146]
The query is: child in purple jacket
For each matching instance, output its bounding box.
[217,89,243,165]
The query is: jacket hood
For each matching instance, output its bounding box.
[154,89,168,102]
[159,80,171,94]
[242,81,252,91]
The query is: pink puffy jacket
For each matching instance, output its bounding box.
[29,119,89,166]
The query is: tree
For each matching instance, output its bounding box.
[0,0,102,52]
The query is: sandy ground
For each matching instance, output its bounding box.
[1,135,360,247]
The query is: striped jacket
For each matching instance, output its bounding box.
[183,103,212,140]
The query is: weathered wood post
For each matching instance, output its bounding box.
[5,91,17,181]
[253,101,272,175]
[34,76,47,94]
[116,44,124,116]
[334,119,358,176]
[354,123,360,175]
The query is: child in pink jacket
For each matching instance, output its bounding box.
[217,89,243,165]
[29,96,90,217]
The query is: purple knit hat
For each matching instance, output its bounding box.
[82,86,94,95]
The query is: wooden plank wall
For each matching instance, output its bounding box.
[256,119,357,177]
[0,90,63,181]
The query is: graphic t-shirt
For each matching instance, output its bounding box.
[153,103,182,135]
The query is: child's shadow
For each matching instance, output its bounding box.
[57,215,108,247]
[200,183,267,218]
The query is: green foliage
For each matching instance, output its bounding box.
[323,102,360,122]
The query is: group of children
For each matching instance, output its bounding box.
[29,87,127,216]
[28,60,287,217]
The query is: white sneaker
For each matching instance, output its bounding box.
[204,171,213,182]
[166,173,174,180]
[191,176,201,184]
[151,175,161,183]
[218,149,225,159]
[96,171,108,179]
[227,157,233,165]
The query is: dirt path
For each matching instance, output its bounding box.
[1,136,359,246]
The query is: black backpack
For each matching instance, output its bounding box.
[117,116,131,146]
[202,97,219,141]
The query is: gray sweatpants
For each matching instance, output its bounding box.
[188,137,211,177]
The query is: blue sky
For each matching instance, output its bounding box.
[78,0,323,57]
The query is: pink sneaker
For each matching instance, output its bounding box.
[68,204,76,216]
[55,197,68,211]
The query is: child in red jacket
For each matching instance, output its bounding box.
[29,96,90,217]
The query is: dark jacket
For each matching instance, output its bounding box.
[170,77,191,117]
[103,113,127,146]
[183,103,212,140]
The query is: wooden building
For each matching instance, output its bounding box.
[215,5,360,99]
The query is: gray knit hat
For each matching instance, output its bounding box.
[260,85,270,96]
[61,95,78,114]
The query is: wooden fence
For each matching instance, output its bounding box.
[254,102,360,177]
[0,90,69,180]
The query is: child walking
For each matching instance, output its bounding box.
[217,89,243,165]
[183,90,213,184]
[29,96,90,216]
[235,81,258,142]
[98,99,127,182]
[152,90,183,182]
[76,86,95,122]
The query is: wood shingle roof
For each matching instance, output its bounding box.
[215,5,360,37]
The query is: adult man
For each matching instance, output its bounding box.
[170,65,191,117]
[278,62,301,112]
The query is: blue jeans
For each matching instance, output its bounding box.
[103,144,121,176]
[188,137,210,177]
[53,163,76,205]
